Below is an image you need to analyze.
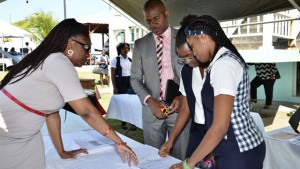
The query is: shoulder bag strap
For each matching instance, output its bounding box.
[116,57,122,77]
[1,88,46,117]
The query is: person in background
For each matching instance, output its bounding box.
[159,15,213,168]
[0,18,138,169]
[25,42,33,54]
[96,49,110,86]
[169,15,265,169]
[130,0,190,160]
[104,39,109,54]
[249,63,280,109]
[9,47,17,55]
[9,47,19,66]
[111,42,136,130]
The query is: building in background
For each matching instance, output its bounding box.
[220,9,300,103]
[79,6,300,103]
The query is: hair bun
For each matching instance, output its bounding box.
[180,15,198,27]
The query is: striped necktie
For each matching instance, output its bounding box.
[157,35,164,99]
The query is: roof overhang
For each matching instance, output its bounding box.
[108,0,295,28]
[241,49,300,62]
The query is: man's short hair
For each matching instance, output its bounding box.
[143,0,166,11]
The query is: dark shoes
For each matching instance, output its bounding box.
[121,122,137,131]
[121,122,128,130]
[130,125,137,131]
[250,99,271,109]
[250,98,257,103]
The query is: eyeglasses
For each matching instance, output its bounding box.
[177,56,194,64]
[72,38,91,53]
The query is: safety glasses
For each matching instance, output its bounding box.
[72,38,91,53]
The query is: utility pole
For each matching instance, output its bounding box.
[63,0,66,19]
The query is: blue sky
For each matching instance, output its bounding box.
[0,0,111,23]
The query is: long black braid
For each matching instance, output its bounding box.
[0,19,89,89]
[187,15,247,68]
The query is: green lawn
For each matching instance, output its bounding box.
[0,71,8,80]
[0,70,144,144]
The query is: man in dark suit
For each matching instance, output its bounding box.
[130,0,190,160]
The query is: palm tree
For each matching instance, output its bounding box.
[14,11,59,44]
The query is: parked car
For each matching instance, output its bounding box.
[0,52,24,71]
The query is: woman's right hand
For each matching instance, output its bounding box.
[115,143,139,166]
[59,148,88,159]
[159,140,173,157]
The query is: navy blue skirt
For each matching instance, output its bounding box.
[185,123,206,158]
[215,141,266,169]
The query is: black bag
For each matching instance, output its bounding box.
[106,55,110,65]
[63,94,106,115]
[289,108,300,133]
[93,66,101,74]
[275,71,281,79]
[163,79,181,106]
[127,86,136,94]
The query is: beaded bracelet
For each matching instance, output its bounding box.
[102,126,112,136]
[183,158,192,169]
[116,142,126,146]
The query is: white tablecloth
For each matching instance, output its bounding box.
[43,130,181,169]
[106,94,143,129]
[42,109,182,169]
[263,126,300,169]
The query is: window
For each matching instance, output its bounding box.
[131,28,135,42]
[136,28,140,39]
[296,62,300,96]
[117,32,125,43]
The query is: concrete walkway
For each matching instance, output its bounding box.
[250,100,298,131]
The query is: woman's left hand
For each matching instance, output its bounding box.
[59,148,88,159]
[116,143,139,166]
[170,162,184,169]
[169,96,182,113]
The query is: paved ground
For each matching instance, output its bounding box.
[96,85,111,94]
[250,100,297,131]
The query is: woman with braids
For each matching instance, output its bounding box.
[159,15,213,169]
[170,15,265,169]
[0,19,138,169]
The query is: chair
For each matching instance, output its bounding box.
[250,112,265,134]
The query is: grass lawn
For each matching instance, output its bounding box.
[0,70,144,144]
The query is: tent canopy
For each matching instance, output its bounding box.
[78,13,110,34]
[0,20,31,38]
[108,0,295,28]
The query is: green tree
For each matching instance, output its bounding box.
[14,11,59,44]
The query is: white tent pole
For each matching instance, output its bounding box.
[63,0,67,19]
[1,33,4,72]
[21,38,24,55]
